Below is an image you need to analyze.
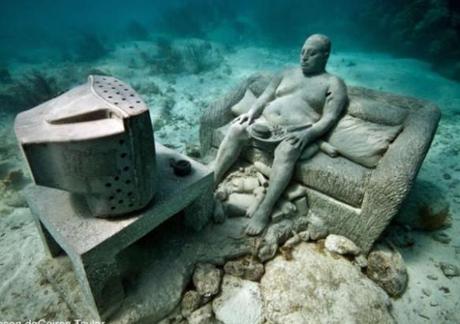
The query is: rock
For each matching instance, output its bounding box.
[298,230,310,242]
[439,286,450,294]
[422,288,431,297]
[181,290,202,317]
[193,263,223,298]
[213,275,264,324]
[188,304,219,324]
[440,262,460,278]
[354,254,368,269]
[325,234,361,256]
[261,243,394,324]
[308,213,328,240]
[367,246,408,297]
[223,256,264,282]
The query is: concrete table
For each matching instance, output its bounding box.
[25,143,213,320]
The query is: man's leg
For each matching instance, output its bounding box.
[246,140,301,235]
[214,121,250,184]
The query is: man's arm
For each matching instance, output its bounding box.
[248,73,283,118]
[308,76,347,138]
[235,73,283,124]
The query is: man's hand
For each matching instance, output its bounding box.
[233,110,256,125]
[286,129,315,151]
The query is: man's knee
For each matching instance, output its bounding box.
[274,141,301,163]
[226,122,249,141]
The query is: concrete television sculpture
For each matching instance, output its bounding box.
[15,75,156,217]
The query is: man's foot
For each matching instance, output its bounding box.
[246,208,270,236]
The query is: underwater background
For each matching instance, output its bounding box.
[0,0,459,322]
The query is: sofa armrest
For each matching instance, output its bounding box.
[355,99,440,253]
[199,73,273,157]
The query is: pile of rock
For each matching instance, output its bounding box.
[158,230,409,323]
[156,163,413,323]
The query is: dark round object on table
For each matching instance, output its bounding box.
[251,123,271,139]
[170,159,192,176]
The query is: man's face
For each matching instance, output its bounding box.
[300,39,329,75]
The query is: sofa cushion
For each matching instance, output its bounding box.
[326,115,403,168]
[243,149,370,208]
[296,152,370,207]
[347,96,408,126]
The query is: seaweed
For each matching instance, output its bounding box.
[418,204,451,231]
[126,21,150,40]
[140,37,223,75]
[85,68,111,77]
[17,71,61,108]
[0,71,62,112]
[357,0,460,80]
[184,41,217,74]
[0,67,12,84]
[2,169,28,190]
[149,38,183,74]
[75,33,109,62]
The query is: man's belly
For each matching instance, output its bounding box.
[262,95,321,126]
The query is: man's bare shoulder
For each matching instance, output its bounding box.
[325,73,346,89]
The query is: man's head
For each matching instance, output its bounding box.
[300,34,331,75]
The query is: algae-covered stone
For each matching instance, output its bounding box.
[367,246,408,297]
[193,263,223,298]
[261,243,394,324]
[223,256,264,282]
[440,262,460,278]
[325,234,361,256]
[188,304,220,324]
[181,290,202,317]
[213,275,264,324]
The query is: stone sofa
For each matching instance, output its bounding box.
[200,73,440,253]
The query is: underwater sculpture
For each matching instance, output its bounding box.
[15,75,214,320]
[15,75,157,217]
[214,34,347,235]
[201,35,441,253]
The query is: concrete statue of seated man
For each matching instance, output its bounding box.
[213,34,348,235]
